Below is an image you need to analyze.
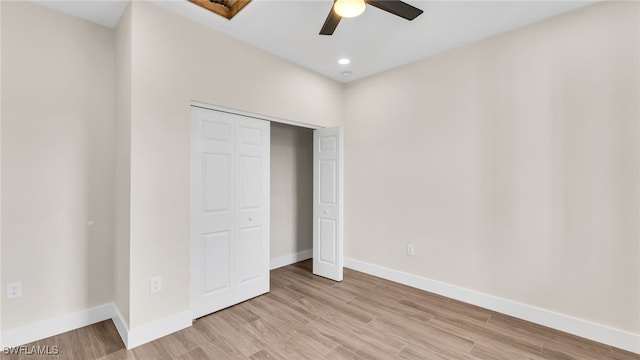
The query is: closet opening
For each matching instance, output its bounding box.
[270,122,314,275]
[190,102,343,319]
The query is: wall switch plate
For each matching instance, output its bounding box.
[150,276,162,294]
[407,244,415,256]
[7,281,22,299]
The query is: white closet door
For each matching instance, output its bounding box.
[313,127,344,282]
[191,107,236,318]
[235,116,270,303]
[191,107,270,319]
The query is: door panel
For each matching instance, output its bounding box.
[238,226,263,283]
[239,126,263,147]
[203,231,232,294]
[319,160,337,205]
[192,108,237,318]
[313,127,343,281]
[238,156,263,209]
[203,154,231,212]
[235,116,270,303]
[191,107,270,319]
[319,218,337,264]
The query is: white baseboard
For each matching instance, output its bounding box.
[125,310,191,349]
[1,304,113,349]
[344,257,640,355]
[270,249,312,270]
[1,303,191,351]
[110,304,130,349]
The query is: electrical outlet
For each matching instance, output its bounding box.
[7,281,22,299]
[150,276,162,294]
[407,244,415,256]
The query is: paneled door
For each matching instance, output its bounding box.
[313,127,344,282]
[234,116,270,303]
[191,106,270,319]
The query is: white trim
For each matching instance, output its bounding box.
[190,100,322,130]
[270,249,313,270]
[1,304,113,349]
[111,304,130,349]
[344,257,640,355]
[126,310,191,349]
[1,304,191,351]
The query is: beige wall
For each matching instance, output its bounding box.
[126,1,343,329]
[344,1,639,333]
[271,123,314,260]
[1,2,115,330]
[114,4,133,326]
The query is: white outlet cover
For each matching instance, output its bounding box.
[7,281,22,299]
[150,276,162,294]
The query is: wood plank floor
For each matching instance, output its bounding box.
[2,260,638,359]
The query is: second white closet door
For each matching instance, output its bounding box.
[191,107,270,319]
[235,116,270,304]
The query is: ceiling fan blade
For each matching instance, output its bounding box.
[319,7,342,35]
[367,0,423,20]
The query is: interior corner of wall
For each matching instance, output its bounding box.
[110,303,130,349]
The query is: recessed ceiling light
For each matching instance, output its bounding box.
[342,71,352,77]
[338,58,351,65]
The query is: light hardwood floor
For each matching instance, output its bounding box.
[2,260,638,360]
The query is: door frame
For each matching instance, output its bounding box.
[191,101,321,130]
[189,100,343,317]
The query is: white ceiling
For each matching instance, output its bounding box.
[31,0,598,82]
[33,0,129,28]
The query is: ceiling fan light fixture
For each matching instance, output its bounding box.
[334,0,366,18]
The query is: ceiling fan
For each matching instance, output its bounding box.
[320,0,423,35]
